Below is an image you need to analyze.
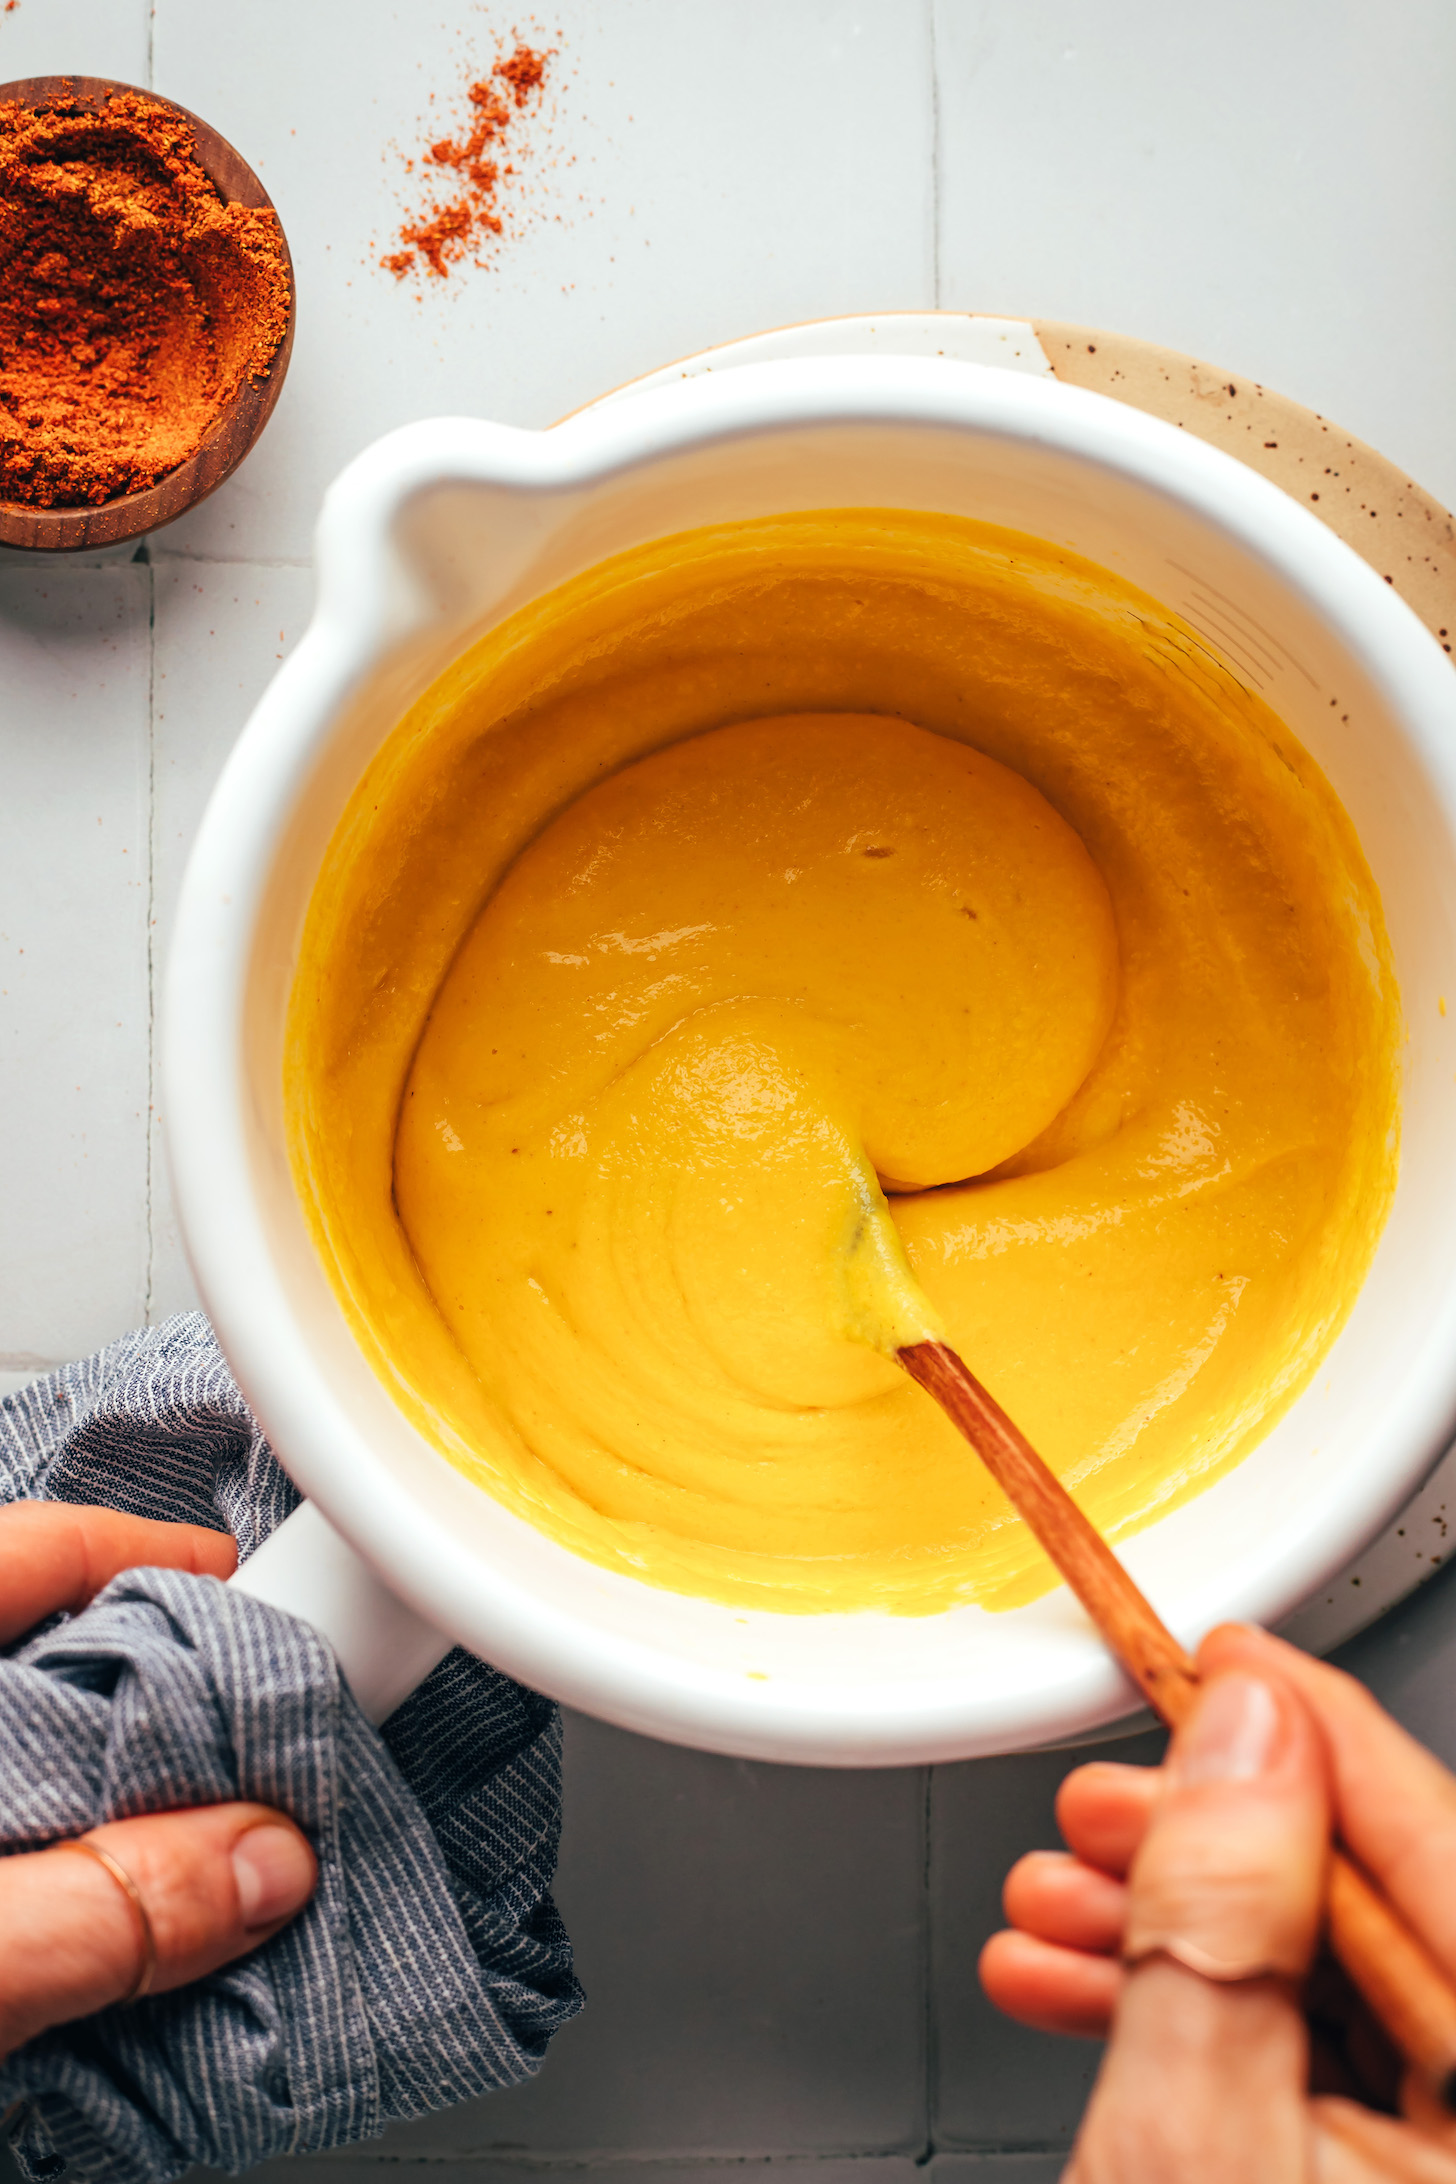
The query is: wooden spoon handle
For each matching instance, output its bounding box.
[898,1337,1456,2104]
[898,1338,1201,1725]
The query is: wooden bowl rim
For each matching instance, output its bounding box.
[0,75,296,554]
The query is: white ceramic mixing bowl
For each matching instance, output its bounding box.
[165,355,1456,1763]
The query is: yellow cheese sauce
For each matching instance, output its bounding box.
[286,510,1400,1614]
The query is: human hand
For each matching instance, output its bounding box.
[0,1500,317,2058]
[981,1623,1456,2178]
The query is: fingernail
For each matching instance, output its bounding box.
[1175,1674,1285,1785]
[232,1825,315,1928]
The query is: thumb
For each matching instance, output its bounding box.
[1068,1672,1328,2183]
[0,1804,317,2058]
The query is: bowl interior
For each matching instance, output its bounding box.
[201,374,1456,1761]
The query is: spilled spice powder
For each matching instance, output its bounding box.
[0,88,291,507]
[382,40,552,281]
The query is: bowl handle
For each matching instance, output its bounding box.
[228,1500,451,1723]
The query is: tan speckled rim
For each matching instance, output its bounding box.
[577,311,1456,662]
[1038,321,1456,660]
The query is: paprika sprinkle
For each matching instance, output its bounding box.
[382,40,553,282]
[0,87,291,508]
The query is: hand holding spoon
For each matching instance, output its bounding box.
[897,1336,1456,2108]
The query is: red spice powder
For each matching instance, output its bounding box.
[382,40,552,282]
[0,89,290,507]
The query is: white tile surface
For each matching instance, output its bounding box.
[147,562,313,1322]
[373,1711,928,2158]
[5,4,1456,2175]
[0,0,149,82]
[930,1729,1164,2152]
[0,566,151,1373]
[149,0,935,562]
[935,0,1456,510]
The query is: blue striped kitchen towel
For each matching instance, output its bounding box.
[0,1314,582,2184]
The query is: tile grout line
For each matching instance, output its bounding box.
[274,2154,1075,2171]
[921,1764,935,2163]
[476,2153,1067,2167]
[154,553,312,569]
[142,546,156,1324]
[927,0,941,310]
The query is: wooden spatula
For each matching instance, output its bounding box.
[899,1337,1456,2106]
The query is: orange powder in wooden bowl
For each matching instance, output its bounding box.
[0,87,290,507]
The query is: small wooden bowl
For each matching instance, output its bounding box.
[0,76,296,554]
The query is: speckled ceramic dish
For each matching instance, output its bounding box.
[167,338,1456,1762]
[589,312,1456,1679]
